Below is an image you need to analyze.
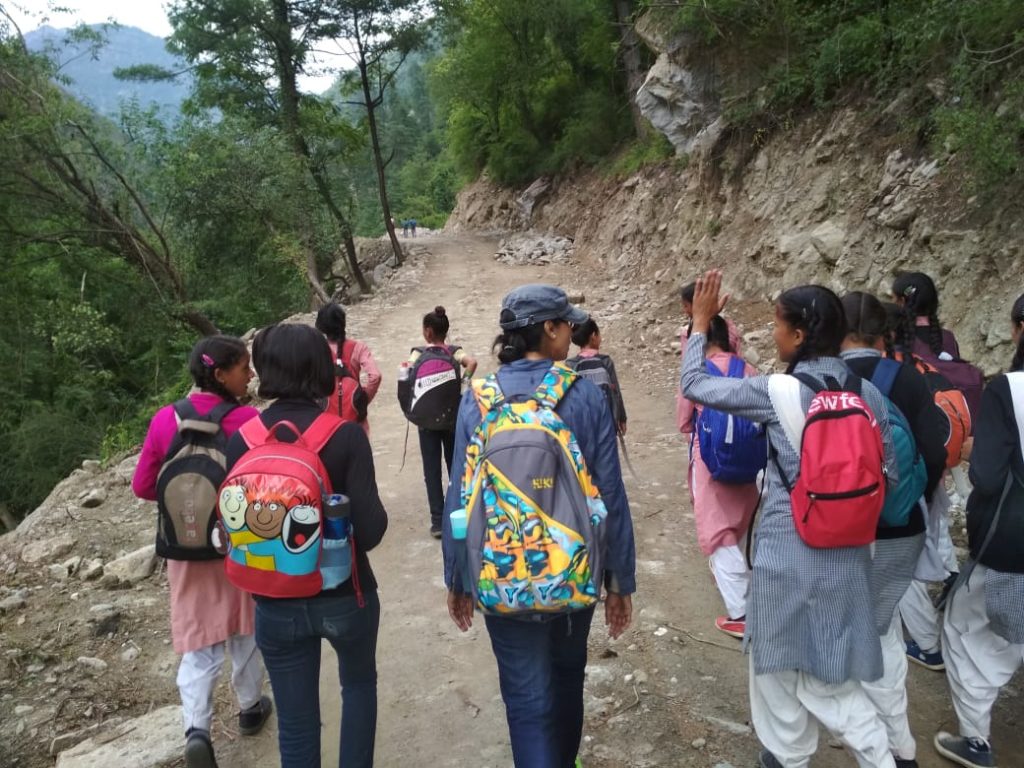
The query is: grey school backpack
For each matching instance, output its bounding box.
[155,399,237,560]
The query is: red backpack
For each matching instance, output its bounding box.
[327,340,368,425]
[770,373,886,548]
[217,414,356,598]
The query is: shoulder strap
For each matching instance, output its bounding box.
[870,357,900,398]
[768,374,806,455]
[239,416,269,448]
[472,374,506,414]
[726,356,746,379]
[340,339,356,366]
[206,401,239,425]
[172,398,200,421]
[703,359,724,378]
[301,412,346,453]
[533,363,576,410]
[1008,372,1024,465]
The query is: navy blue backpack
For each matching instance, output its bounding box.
[695,357,767,484]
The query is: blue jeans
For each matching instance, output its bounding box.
[484,608,595,768]
[255,591,380,768]
[418,427,454,526]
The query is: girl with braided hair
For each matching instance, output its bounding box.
[682,272,900,768]
[892,272,960,360]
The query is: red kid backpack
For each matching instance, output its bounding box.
[218,414,355,598]
[770,373,886,548]
[327,340,368,424]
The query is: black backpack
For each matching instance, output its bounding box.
[155,399,237,560]
[566,354,625,428]
[398,345,462,430]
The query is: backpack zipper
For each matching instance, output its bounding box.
[806,482,880,502]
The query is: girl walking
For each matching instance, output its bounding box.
[677,315,760,639]
[407,306,477,538]
[682,271,898,768]
[225,323,388,768]
[934,293,1024,768]
[443,285,636,768]
[316,303,382,434]
[568,318,627,435]
[132,336,271,768]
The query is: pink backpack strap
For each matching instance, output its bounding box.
[301,412,345,453]
[238,416,269,448]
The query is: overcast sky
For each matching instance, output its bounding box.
[6,0,342,92]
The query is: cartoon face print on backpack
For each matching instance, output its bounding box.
[245,493,289,539]
[216,353,254,400]
[219,485,248,531]
[282,504,321,554]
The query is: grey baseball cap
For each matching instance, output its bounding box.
[499,284,589,330]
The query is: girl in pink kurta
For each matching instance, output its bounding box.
[316,302,383,437]
[132,335,271,767]
[677,315,760,639]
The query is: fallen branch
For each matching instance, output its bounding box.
[667,623,742,653]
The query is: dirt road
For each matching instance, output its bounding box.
[225,233,1022,768]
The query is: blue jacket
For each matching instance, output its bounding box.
[442,358,637,595]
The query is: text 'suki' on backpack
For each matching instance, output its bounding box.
[459,364,608,615]
[398,345,463,430]
[218,414,359,599]
[869,358,928,527]
[156,399,238,560]
[566,354,625,431]
[694,357,767,485]
[769,373,886,548]
[328,340,368,424]
[895,353,972,469]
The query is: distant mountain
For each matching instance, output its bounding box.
[24,24,190,119]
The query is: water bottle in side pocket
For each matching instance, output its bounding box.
[321,493,352,589]
[450,507,473,595]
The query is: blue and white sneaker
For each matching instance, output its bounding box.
[934,731,995,768]
[906,640,945,671]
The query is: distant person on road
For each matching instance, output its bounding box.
[677,314,761,640]
[567,318,627,435]
[410,218,418,237]
[316,303,382,436]
[225,323,388,768]
[404,306,477,539]
[401,219,410,237]
[682,271,899,768]
[443,284,636,768]
[132,335,272,768]
[934,292,1024,768]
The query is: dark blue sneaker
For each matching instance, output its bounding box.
[934,731,995,767]
[758,750,783,768]
[906,640,945,671]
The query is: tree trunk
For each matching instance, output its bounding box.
[358,55,403,266]
[615,0,650,138]
[271,0,370,294]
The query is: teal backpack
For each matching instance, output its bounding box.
[871,358,928,527]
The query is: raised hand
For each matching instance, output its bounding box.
[690,269,730,334]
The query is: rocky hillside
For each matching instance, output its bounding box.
[448,25,1022,377]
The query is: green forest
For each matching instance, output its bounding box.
[1,0,1021,526]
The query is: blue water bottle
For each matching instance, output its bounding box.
[321,493,352,589]
[450,508,473,595]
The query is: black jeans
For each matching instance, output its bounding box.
[418,427,455,526]
[255,591,380,768]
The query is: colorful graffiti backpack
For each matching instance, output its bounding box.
[398,345,463,430]
[460,364,608,616]
[156,399,237,560]
[218,414,349,598]
[327,340,368,425]
[694,357,767,484]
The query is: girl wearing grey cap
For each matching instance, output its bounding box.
[441,284,637,768]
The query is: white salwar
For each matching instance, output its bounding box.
[177,634,264,732]
[709,543,750,620]
[861,609,916,760]
[749,656,896,768]
[944,565,1024,741]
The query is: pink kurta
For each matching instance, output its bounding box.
[675,319,742,432]
[678,351,760,555]
[132,392,259,654]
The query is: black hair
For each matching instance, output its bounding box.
[892,271,943,356]
[423,306,450,340]
[777,285,847,374]
[881,301,903,359]
[315,303,347,344]
[188,335,249,402]
[1011,293,1024,372]
[493,310,566,364]
[680,282,696,304]
[705,315,733,352]
[571,318,599,348]
[252,323,334,401]
[841,292,888,348]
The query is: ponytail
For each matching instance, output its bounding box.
[893,272,942,356]
[188,335,249,402]
[777,285,847,374]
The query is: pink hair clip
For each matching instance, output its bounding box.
[201,353,216,368]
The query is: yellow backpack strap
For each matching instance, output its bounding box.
[533,363,577,410]
[471,374,505,417]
